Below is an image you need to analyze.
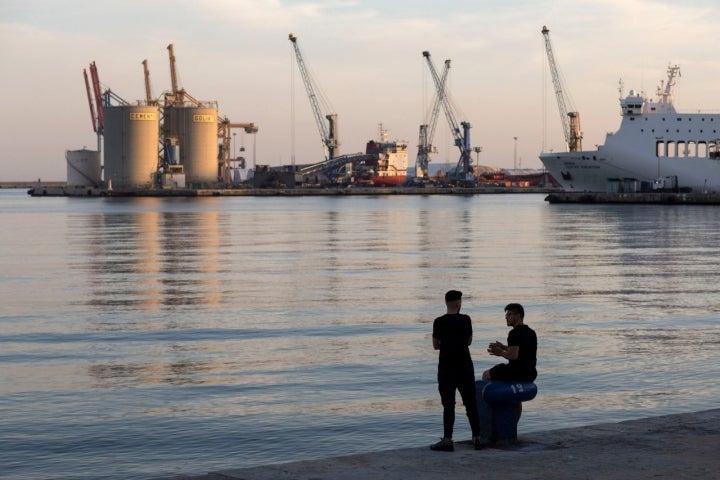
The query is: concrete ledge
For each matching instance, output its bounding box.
[27,185,560,197]
[546,191,720,204]
[156,409,720,480]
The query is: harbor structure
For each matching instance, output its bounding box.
[103,105,160,189]
[66,149,102,187]
[540,26,720,193]
[73,46,257,192]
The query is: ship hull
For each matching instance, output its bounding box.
[370,175,407,186]
[541,146,720,193]
[540,65,720,193]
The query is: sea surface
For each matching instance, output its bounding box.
[1,189,719,479]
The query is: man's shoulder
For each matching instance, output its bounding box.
[433,313,471,324]
[513,324,537,339]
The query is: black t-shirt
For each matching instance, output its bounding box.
[433,313,473,370]
[507,324,537,381]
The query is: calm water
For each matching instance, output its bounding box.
[1,189,719,479]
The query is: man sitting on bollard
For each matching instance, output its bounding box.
[482,303,537,422]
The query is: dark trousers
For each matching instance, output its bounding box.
[438,368,480,439]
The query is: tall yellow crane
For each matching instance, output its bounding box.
[542,26,583,152]
[142,59,156,106]
[166,44,200,106]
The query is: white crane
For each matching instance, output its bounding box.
[289,33,339,160]
[423,51,473,183]
[416,59,450,179]
[542,26,582,152]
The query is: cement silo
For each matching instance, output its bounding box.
[104,105,159,189]
[164,106,218,186]
[66,149,102,186]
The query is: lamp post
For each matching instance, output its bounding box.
[513,136,518,169]
[472,146,482,183]
[233,132,237,163]
[249,127,258,170]
[473,146,482,167]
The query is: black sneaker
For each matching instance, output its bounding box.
[473,437,485,450]
[430,438,454,452]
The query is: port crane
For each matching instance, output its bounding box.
[416,59,450,179]
[165,44,201,106]
[422,51,473,183]
[83,61,127,136]
[142,59,157,106]
[218,117,258,178]
[83,65,100,135]
[289,33,340,160]
[542,26,582,152]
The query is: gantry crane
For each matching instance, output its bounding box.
[542,26,582,152]
[416,59,450,179]
[218,117,258,180]
[422,51,472,183]
[289,33,340,160]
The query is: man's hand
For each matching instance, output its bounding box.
[487,341,506,356]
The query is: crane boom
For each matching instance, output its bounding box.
[167,44,179,99]
[542,26,582,152]
[289,33,339,160]
[89,62,104,134]
[423,51,472,181]
[83,68,97,133]
[142,59,155,105]
[416,60,449,178]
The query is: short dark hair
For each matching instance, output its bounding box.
[445,290,462,303]
[504,303,524,317]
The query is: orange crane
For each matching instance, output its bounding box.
[166,44,200,106]
[142,59,157,106]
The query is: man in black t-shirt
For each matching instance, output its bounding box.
[483,303,537,382]
[430,290,482,452]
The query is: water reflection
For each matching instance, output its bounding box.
[540,204,720,318]
[69,200,227,316]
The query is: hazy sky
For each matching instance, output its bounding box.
[2,0,719,181]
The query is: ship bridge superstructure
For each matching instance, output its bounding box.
[620,64,680,117]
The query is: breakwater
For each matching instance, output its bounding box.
[28,184,560,197]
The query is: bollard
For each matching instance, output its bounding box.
[475,380,537,445]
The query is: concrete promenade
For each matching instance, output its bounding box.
[157,408,720,480]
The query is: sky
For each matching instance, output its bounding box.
[2,0,720,181]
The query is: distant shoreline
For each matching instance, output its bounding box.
[0,181,65,189]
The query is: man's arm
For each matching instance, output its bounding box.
[487,341,519,359]
[433,336,441,350]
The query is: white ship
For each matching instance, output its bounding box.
[540,65,720,193]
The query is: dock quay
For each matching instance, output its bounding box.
[546,191,720,204]
[153,409,720,480]
[27,185,560,197]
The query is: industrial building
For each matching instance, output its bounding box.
[70,46,257,191]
